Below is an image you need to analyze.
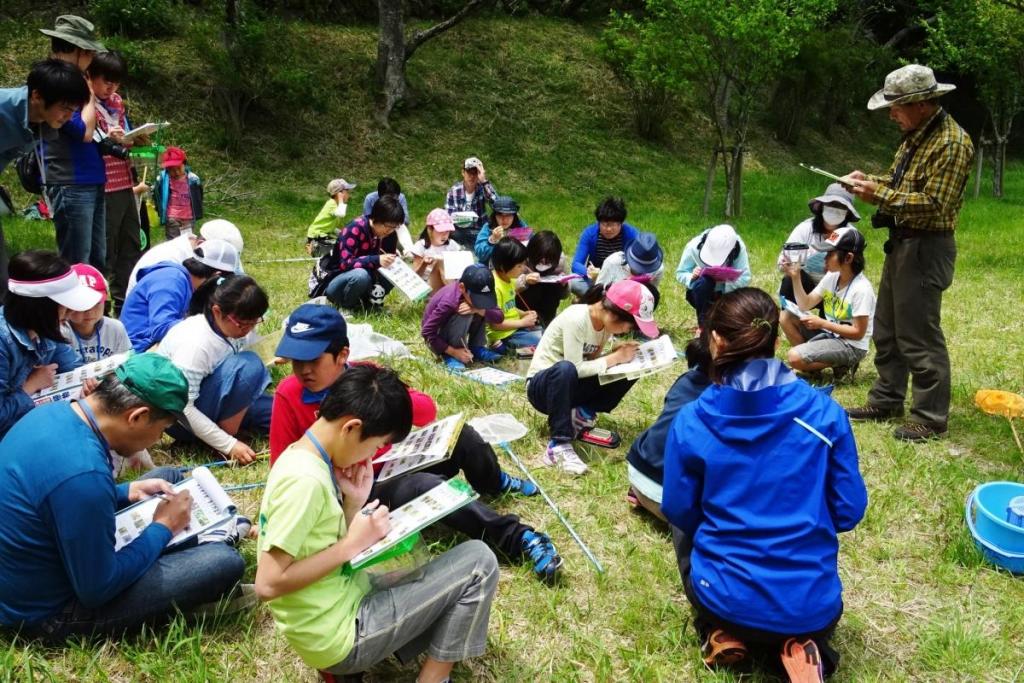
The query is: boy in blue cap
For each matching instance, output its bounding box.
[269,303,563,580]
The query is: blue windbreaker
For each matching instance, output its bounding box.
[120,261,193,352]
[662,359,867,635]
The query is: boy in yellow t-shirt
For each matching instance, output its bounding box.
[255,365,498,681]
[486,237,542,353]
[305,178,356,257]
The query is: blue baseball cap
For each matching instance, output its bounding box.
[276,304,348,361]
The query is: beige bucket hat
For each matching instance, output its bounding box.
[867,64,955,110]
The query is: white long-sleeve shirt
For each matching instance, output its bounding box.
[527,304,612,379]
[157,314,243,454]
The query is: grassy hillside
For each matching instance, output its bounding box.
[3,12,1024,683]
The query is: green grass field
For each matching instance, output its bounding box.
[2,11,1024,682]
[2,159,1023,682]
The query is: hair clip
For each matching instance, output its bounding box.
[750,317,771,330]
[216,276,226,286]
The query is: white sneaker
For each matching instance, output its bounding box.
[543,440,589,475]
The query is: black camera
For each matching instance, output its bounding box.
[97,136,131,160]
[870,212,896,230]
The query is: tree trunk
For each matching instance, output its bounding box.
[702,149,718,216]
[992,139,1005,198]
[731,145,744,217]
[973,140,984,199]
[375,0,407,128]
[375,0,489,128]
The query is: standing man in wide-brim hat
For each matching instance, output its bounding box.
[841,64,974,442]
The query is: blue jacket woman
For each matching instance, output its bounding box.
[661,287,866,677]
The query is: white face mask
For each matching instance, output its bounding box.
[333,202,348,218]
[534,261,554,272]
[822,206,847,227]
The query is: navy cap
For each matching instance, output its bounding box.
[625,232,663,275]
[276,304,348,361]
[460,264,498,310]
[492,195,519,215]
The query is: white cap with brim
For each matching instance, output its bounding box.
[699,224,739,267]
[200,219,244,253]
[194,239,241,273]
[8,270,102,311]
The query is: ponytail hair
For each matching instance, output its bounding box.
[189,274,269,318]
[705,287,779,383]
[580,283,635,327]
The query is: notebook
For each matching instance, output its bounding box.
[347,478,478,570]
[32,352,132,406]
[113,467,236,551]
[375,413,465,482]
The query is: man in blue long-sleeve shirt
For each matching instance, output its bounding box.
[0,354,245,641]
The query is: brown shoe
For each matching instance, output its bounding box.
[893,421,947,442]
[701,628,748,668]
[846,404,903,421]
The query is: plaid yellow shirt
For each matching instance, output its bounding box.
[867,107,974,231]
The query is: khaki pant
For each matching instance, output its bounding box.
[868,233,956,426]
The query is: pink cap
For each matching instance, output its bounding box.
[606,280,658,337]
[161,146,187,169]
[425,208,455,233]
[71,263,108,303]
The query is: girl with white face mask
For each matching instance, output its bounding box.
[777,183,861,317]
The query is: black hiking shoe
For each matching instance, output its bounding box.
[893,422,948,442]
[846,404,904,421]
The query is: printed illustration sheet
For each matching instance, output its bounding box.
[114,467,235,551]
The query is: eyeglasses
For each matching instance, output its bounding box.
[228,314,264,329]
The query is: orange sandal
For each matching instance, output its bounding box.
[781,638,825,683]
[701,628,748,668]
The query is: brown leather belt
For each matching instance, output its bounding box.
[890,227,954,239]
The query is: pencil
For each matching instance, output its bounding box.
[516,292,532,311]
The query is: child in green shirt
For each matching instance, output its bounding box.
[255,365,498,681]
[487,237,542,353]
[305,178,356,257]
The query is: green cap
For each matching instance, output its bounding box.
[40,15,106,53]
[114,354,188,421]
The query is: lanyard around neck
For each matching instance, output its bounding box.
[304,429,339,501]
[69,319,104,362]
[74,399,114,472]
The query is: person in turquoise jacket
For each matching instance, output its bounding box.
[662,287,866,681]
[674,224,752,329]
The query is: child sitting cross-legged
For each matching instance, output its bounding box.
[271,304,562,580]
[516,230,572,329]
[526,280,659,476]
[421,264,505,372]
[661,287,867,681]
[487,237,542,354]
[256,364,500,681]
[781,227,875,381]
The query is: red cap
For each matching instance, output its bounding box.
[71,263,108,303]
[161,146,187,169]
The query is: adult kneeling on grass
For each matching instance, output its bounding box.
[0,354,246,642]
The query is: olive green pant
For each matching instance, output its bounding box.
[867,233,956,426]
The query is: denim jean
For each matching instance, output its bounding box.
[569,277,592,298]
[18,466,244,642]
[526,360,637,441]
[325,269,393,309]
[167,352,273,442]
[372,426,529,559]
[503,327,543,348]
[323,540,498,675]
[46,184,107,270]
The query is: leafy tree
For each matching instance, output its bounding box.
[926,0,1024,196]
[604,0,836,216]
